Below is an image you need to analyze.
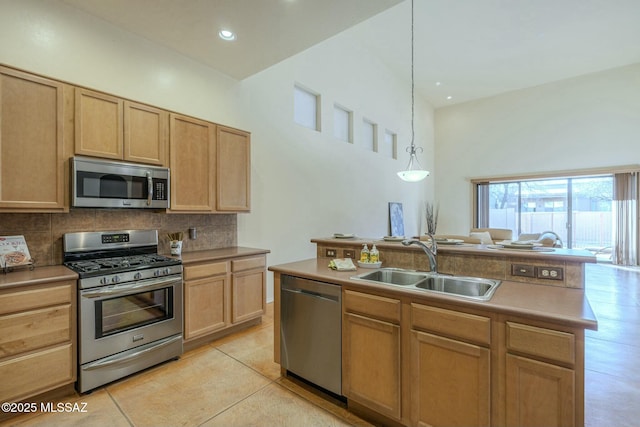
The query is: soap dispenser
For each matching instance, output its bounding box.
[360,244,370,263]
[370,244,379,263]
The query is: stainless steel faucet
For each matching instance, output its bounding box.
[402,235,438,272]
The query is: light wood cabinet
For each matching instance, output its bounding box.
[410,304,491,427]
[0,66,69,211]
[183,261,230,340]
[231,256,266,323]
[183,254,267,342]
[75,88,167,165]
[217,126,250,212]
[505,354,575,427]
[342,290,402,421]
[75,88,123,160]
[1,65,252,213]
[0,280,76,402]
[169,113,216,212]
[504,321,578,427]
[124,101,168,165]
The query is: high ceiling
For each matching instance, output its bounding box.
[61,0,640,108]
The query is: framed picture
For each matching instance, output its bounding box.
[388,202,405,237]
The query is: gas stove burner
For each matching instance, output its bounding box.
[71,261,102,272]
[63,230,182,280]
[65,254,180,277]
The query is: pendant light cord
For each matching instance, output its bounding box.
[411,0,415,149]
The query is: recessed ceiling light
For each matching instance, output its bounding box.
[446,96,453,100]
[218,29,236,41]
[435,81,442,86]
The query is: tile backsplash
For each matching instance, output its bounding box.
[0,210,237,267]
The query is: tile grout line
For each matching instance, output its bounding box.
[195,378,277,427]
[105,389,136,427]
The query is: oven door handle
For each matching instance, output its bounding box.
[82,335,181,371]
[81,276,181,298]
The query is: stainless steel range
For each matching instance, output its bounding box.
[63,229,183,393]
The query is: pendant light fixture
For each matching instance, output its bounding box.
[397,0,429,182]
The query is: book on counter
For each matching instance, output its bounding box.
[0,235,33,269]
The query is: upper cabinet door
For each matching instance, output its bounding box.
[0,66,67,211]
[124,101,168,166]
[217,126,250,212]
[75,88,123,160]
[75,89,168,166]
[169,113,216,212]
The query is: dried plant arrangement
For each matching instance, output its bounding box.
[425,202,439,235]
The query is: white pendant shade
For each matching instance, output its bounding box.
[397,169,430,182]
[397,149,429,182]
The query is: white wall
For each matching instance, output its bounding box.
[0,0,435,302]
[434,63,640,234]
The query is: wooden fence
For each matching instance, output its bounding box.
[489,209,612,249]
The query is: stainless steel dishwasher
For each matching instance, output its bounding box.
[280,274,342,395]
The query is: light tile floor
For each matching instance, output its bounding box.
[2,304,370,427]
[3,263,638,426]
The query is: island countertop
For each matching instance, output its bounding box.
[269,257,598,330]
[311,236,597,263]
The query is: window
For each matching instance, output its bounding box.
[382,130,397,159]
[294,85,320,131]
[333,104,352,143]
[361,119,377,152]
[474,175,614,251]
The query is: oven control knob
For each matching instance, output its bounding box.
[134,272,142,280]
[164,268,171,275]
[111,275,121,283]
[100,277,109,285]
[154,269,162,277]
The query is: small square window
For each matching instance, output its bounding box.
[333,104,352,143]
[383,130,397,159]
[294,85,320,131]
[362,119,377,152]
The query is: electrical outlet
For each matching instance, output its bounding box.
[325,248,337,258]
[344,249,356,259]
[536,267,563,280]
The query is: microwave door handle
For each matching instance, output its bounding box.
[146,171,153,206]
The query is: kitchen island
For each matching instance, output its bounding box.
[269,256,597,427]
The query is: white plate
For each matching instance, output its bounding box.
[383,236,405,242]
[334,233,355,239]
[501,242,542,249]
[357,261,382,268]
[435,238,464,245]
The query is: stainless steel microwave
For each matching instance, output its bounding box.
[71,156,170,209]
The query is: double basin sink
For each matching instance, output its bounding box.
[351,268,501,301]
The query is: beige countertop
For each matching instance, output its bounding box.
[170,246,270,264]
[269,257,598,330]
[0,247,270,290]
[311,237,597,263]
[0,265,78,290]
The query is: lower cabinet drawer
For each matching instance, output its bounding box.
[0,304,71,358]
[0,343,74,402]
[506,322,575,365]
[0,282,73,316]
[184,261,229,281]
[343,290,401,324]
[411,303,491,345]
[231,256,266,272]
